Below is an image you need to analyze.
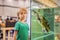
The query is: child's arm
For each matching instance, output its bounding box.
[14,30,18,40]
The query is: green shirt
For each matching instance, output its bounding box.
[14,21,29,40]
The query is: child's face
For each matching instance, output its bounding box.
[19,11,27,21]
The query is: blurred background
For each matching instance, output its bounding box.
[31,0,60,8]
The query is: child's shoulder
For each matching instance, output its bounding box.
[16,21,20,24]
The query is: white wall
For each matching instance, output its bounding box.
[4,7,19,17]
[3,0,30,7]
[26,8,30,36]
[0,0,30,16]
[0,0,3,5]
[0,7,3,16]
[0,0,3,16]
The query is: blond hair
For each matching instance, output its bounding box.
[17,8,27,19]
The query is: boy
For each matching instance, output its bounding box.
[14,8,29,40]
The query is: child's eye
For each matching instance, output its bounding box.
[24,13,26,14]
[21,13,23,15]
